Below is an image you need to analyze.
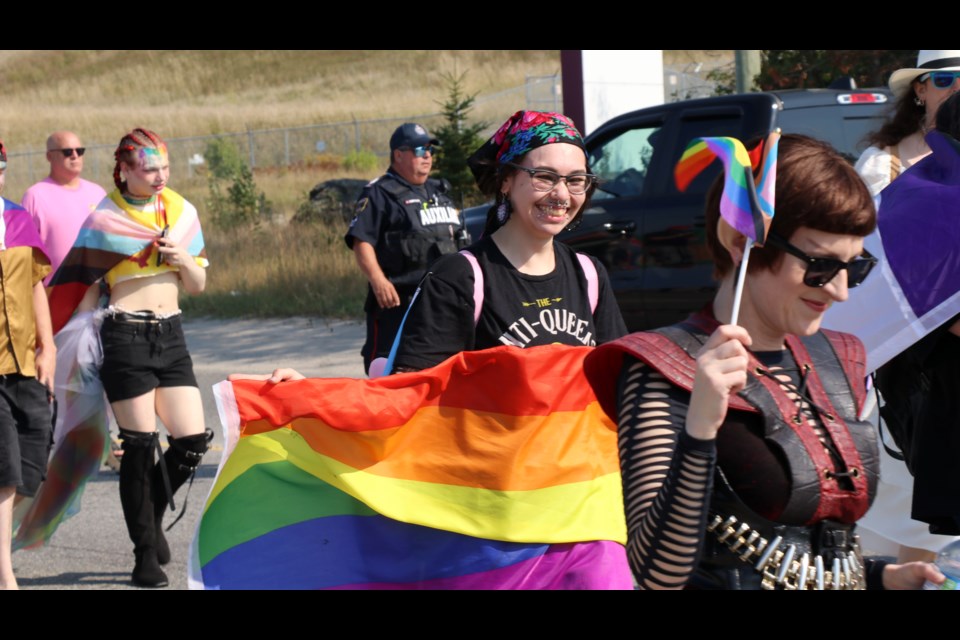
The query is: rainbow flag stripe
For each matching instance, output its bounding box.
[191,344,632,590]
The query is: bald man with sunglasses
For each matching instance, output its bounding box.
[22,131,106,286]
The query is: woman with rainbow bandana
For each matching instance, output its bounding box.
[48,128,210,588]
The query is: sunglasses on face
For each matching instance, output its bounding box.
[765,233,877,288]
[52,147,86,158]
[919,70,960,89]
[504,163,597,196]
[401,145,434,158]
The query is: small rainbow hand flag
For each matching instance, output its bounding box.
[191,345,632,590]
[674,132,780,245]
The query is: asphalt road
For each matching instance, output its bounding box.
[11,316,365,590]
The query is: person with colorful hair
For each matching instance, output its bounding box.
[47,128,210,588]
[0,141,57,589]
[584,133,943,590]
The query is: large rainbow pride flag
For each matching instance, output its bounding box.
[190,344,632,590]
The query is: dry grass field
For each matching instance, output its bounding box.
[1,50,728,318]
[0,50,562,150]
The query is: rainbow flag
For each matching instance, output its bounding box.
[190,345,632,590]
[674,132,780,245]
[47,188,207,333]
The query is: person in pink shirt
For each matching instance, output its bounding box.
[22,131,106,285]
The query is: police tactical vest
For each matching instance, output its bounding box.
[377,176,466,285]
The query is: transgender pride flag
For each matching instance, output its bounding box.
[824,131,960,372]
[190,345,632,590]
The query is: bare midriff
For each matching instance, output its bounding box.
[109,271,182,314]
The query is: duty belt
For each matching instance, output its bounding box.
[706,514,867,590]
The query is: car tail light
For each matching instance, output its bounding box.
[837,93,888,105]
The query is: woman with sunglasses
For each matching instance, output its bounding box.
[584,134,942,589]
[48,128,210,588]
[851,51,960,566]
[856,50,960,197]
[386,110,626,373]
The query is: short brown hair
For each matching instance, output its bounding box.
[705,134,876,279]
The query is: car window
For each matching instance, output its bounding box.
[588,125,662,200]
[777,106,888,162]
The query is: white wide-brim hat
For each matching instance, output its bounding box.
[889,50,960,97]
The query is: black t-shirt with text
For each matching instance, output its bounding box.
[394,236,626,371]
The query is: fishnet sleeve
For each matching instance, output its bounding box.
[617,356,717,590]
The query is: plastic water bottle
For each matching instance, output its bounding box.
[925,539,960,590]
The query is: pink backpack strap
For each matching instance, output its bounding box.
[576,253,599,313]
[462,250,597,326]
[460,250,483,325]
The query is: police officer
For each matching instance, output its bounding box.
[346,123,469,374]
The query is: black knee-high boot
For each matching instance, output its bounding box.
[152,429,212,565]
[118,428,168,588]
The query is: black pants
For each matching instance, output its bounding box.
[361,291,415,375]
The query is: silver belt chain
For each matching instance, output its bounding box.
[707,514,867,590]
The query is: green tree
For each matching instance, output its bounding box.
[204,137,245,179]
[757,50,916,90]
[431,72,488,208]
[203,137,272,229]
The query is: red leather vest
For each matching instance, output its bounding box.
[586,308,879,526]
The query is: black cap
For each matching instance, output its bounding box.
[389,123,440,151]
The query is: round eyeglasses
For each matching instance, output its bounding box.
[504,163,597,196]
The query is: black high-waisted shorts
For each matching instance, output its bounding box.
[99,311,198,403]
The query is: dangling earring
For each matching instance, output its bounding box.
[916,96,926,107]
[497,192,511,224]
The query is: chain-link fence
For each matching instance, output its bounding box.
[3,70,723,195]
[3,75,564,197]
[663,64,723,102]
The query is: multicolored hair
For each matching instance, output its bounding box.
[113,128,167,192]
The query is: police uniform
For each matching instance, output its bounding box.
[345,168,468,372]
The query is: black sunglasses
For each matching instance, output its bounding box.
[765,233,877,288]
[51,147,85,158]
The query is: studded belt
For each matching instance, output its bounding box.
[706,514,866,590]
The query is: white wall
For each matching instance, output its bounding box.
[580,51,664,135]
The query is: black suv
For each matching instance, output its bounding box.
[464,88,891,331]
